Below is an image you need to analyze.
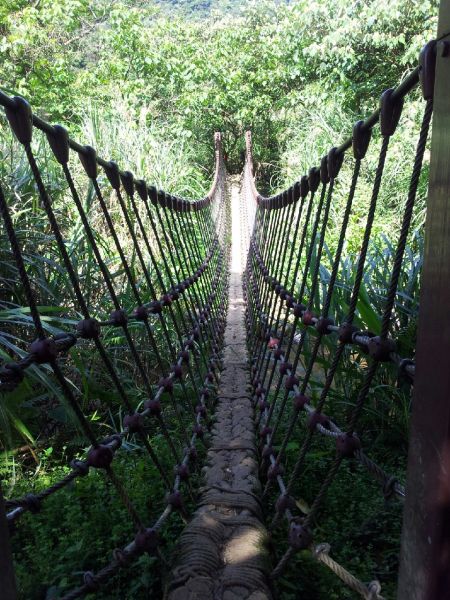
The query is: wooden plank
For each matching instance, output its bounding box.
[397,3,450,598]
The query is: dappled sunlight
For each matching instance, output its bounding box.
[231,179,245,274]
[223,527,264,564]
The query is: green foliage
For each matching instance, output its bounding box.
[155,0,251,17]
[7,450,191,599]
[273,450,404,599]
[1,0,437,177]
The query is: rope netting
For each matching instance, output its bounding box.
[0,92,228,598]
[242,40,437,598]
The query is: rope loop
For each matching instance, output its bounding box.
[104,160,121,190]
[308,166,321,193]
[352,119,372,160]
[70,459,90,477]
[28,338,58,364]
[78,145,97,179]
[313,542,331,558]
[419,39,437,100]
[46,124,70,164]
[5,95,33,144]
[379,88,404,137]
[77,318,101,339]
[83,571,100,592]
[120,170,135,197]
[327,146,344,179]
[319,155,330,184]
[288,520,313,551]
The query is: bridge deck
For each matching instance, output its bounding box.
[167,178,272,600]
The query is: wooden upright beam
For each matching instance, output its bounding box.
[0,484,17,599]
[397,3,450,599]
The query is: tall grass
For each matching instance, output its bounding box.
[0,103,209,451]
[80,98,210,197]
[277,86,430,248]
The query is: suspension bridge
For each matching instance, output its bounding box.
[1,7,450,600]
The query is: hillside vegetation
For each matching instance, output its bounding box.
[1,0,437,183]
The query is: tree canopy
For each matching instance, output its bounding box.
[1,0,438,184]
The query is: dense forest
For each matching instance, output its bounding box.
[1,0,437,186]
[0,0,439,598]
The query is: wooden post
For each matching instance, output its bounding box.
[397,3,450,599]
[0,484,17,599]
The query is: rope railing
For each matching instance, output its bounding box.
[0,92,229,597]
[243,40,437,598]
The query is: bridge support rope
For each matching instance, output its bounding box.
[167,177,272,600]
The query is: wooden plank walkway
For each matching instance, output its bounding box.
[166,178,272,600]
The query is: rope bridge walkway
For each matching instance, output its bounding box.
[167,178,271,599]
[1,27,450,600]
